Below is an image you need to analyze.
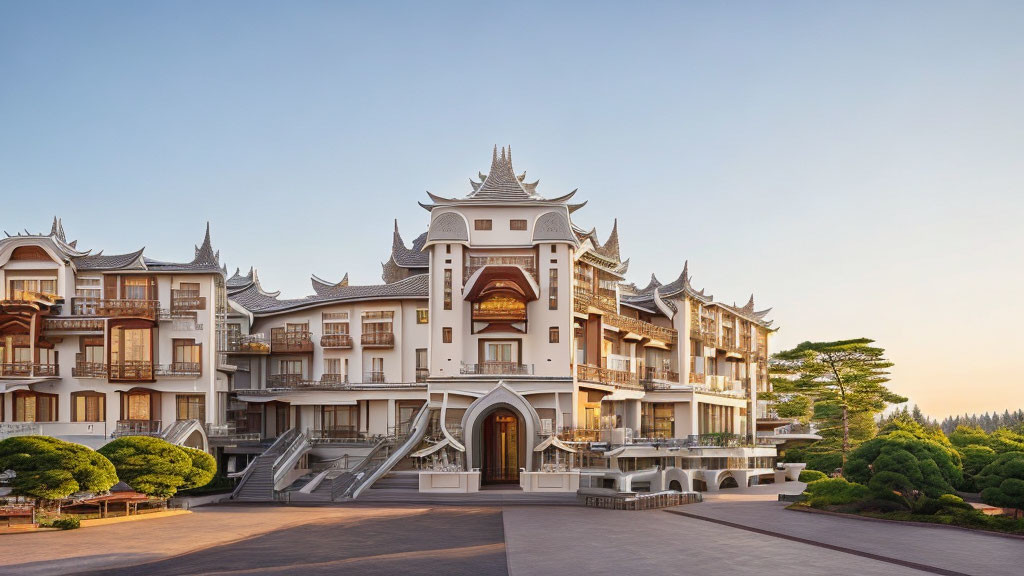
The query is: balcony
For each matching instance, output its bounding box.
[95,299,159,321]
[363,370,386,384]
[576,364,642,390]
[270,329,313,354]
[320,333,353,349]
[471,306,527,323]
[72,359,107,378]
[460,362,533,376]
[0,363,59,378]
[223,334,270,354]
[604,311,677,344]
[640,367,679,389]
[361,332,394,348]
[267,373,303,387]
[1,289,61,310]
[465,255,537,282]
[155,362,202,377]
[689,372,706,384]
[321,373,348,385]
[42,317,104,333]
[170,289,206,312]
[573,287,617,314]
[113,420,161,437]
[109,361,154,381]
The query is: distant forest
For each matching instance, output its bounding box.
[880,405,1024,435]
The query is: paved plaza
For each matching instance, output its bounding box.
[0,490,1021,576]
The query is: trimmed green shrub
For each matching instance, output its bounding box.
[958,444,997,477]
[0,436,118,502]
[975,451,1024,514]
[799,470,828,483]
[98,437,216,498]
[845,430,963,499]
[50,517,81,530]
[803,477,870,508]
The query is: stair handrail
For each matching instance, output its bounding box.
[229,429,297,498]
[329,436,391,501]
[349,404,433,499]
[272,430,311,487]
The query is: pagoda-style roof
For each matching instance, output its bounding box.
[653,261,774,327]
[571,222,629,277]
[229,273,428,316]
[311,272,349,295]
[227,267,256,292]
[382,220,429,283]
[420,146,578,208]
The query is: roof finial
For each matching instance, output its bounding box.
[492,144,498,164]
[507,145,511,164]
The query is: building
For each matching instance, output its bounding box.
[0,147,788,497]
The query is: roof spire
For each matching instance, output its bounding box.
[192,222,219,266]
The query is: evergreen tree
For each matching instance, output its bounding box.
[768,338,906,468]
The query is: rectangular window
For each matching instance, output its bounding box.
[280,360,303,375]
[324,358,341,376]
[510,219,527,230]
[14,392,58,422]
[173,339,201,373]
[416,308,429,324]
[110,326,152,364]
[474,219,492,230]
[548,268,558,310]
[415,349,427,370]
[443,269,452,310]
[549,326,559,343]
[122,276,153,300]
[367,357,385,383]
[176,394,205,420]
[72,392,105,422]
[442,327,452,343]
[484,341,514,363]
[323,312,350,336]
[321,405,359,436]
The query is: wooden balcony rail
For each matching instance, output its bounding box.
[223,335,270,354]
[640,367,679,383]
[603,311,678,344]
[577,363,642,390]
[170,289,206,311]
[689,372,706,384]
[465,255,538,281]
[364,370,386,383]
[113,420,161,437]
[471,307,528,322]
[43,317,104,332]
[270,329,313,354]
[320,333,353,348]
[361,332,395,348]
[0,363,59,377]
[416,367,429,382]
[460,362,533,376]
[71,297,100,316]
[95,299,159,321]
[268,373,303,387]
[321,373,348,384]
[72,355,107,378]
[109,361,154,381]
[155,362,202,377]
[573,287,617,314]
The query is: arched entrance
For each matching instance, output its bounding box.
[481,408,521,485]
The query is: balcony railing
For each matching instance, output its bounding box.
[364,371,386,384]
[573,287,617,314]
[170,289,206,311]
[155,362,202,377]
[320,333,353,348]
[576,364,642,390]
[2,289,61,306]
[113,420,161,437]
[416,367,429,382]
[95,299,159,321]
[361,332,395,348]
[320,373,348,384]
[640,367,679,387]
[268,373,303,387]
[465,255,537,282]
[689,372,706,384]
[0,363,59,377]
[471,307,528,322]
[460,362,533,376]
[72,360,107,378]
[42,317,104,332]
[270,329,313,354]
[223,334,270,354]
[109,361,154,381]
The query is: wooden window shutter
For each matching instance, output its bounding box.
[105,275,118,299]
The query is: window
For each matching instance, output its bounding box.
[81,337,104,364]
[72,391,105,422]
[109,325,152,365]
[361,311,394,334]
[173,339,201,373]
[416,308,429,324]
[122,276,153,300]
[642,403,675,439]
[74,277,101,314]
[286,322,308,333]
[13,391,58,422]
[367,357,385,383]
[324,358,342,376]
[446,244,451,254]
[550,245,557,253]
[484,341,514,363]
[321,405,358,436]
[8,279,58,299]
[322,312,350,335]
[442,327,452,343]
[123,390,156,421]
[280,360,303,375]
[416,349,428,381]
[176,394,205,420]
[443,269,452,310]
[548,269,558,310]
[510,219,527,230]
[549,326,559,343]
[474,219,492,230]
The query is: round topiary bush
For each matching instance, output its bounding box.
[799,470,828,483]
[50,517,81,530]
[98,436,216,498]
[0,436,118,504]
[803,477,870,508]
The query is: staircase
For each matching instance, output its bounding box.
[348,403,433,499]
[370,471,419,490]
[159,419,207,450]
[231,429,310,501]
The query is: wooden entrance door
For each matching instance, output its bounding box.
[482,408,520,484]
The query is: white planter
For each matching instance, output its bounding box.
[418,471,480,493]
[519,471,581,492]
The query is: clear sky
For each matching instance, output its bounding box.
[2,1,1022,419]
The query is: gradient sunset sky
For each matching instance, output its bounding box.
[2,1,1022,418]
